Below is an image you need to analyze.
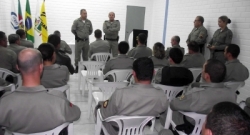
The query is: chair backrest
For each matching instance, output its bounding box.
[104,69,133,82]
[153,84,184,101]
[224,81,245,92]
[93,82,128,100]
[47,85,70,92]
[189,68,202,82]
[9,123,73,135]
[0,68,19,88]
[0,84,15,92]
[104,115,155,135]
[239,101,246,109]
[91,53,112,62]
[79,61,105,79]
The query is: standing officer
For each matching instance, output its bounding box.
[71,9,93,73]
[208,16,233,64]
[186,16,208,54]
[103,12,120,57]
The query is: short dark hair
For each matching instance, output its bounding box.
[118,41,129,54]
[53,30,61,37]
[80,9,86,14]
[16,29,25,38]
[197,16,204,24]
[48,34,61,48]
[188,41,199,52]
[153,42,165,59]
[226,44,240,58]
[205,59,226,83]
[0,31,6,41]
[173,36,180,43]
[94,29,102,38]
[206,102,250,135]
[169,48,183,64]
[8,34,20,44]
[38,43,55,61]
[133,57,154,81]
[138,33,147,44]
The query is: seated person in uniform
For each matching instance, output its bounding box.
[16,29,34,48]
[244,97,250,116]
[150,42,169,68]
[224,44,249,82]
[155,48,193,86]
[88,29,110,60]
[0,31,18,73]
[165,36,185,58]
[160,59,237,134]
[95,57,168,135]
[7,34,26,55]
[159,102,250,135]
[181,41,205,68]
[54,30,72,54]
[127,33,152,59]
[48,34,75,74]
[38,43,69,88]
[103,41,133,75]
[0,48,81,134]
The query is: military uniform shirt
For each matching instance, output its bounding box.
[7,44,26,55]
[103,54,134,75]
[181,53,205,68]
[88,39,110,58]
[165,45,185,59]
[71,18,93,39]
[245,97,250,116]
[150,56,169,68]
[0,85,81,133]
[103,20,120,39]
[41,64,70,88]
[60,40,72,54]
[186,26,208,45]
[0,46,18,73]
[127,45,152,59]
[224,59,249,82]
[55,50,75,74]
[20,39,34,48]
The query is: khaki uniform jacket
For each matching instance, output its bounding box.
[181,53,205,68]
[103,54,134,75]
[55,50,75,74]
[0,85,81,133]
[41,64,70,88]
[100,84,168,135]
[71,18,93,39]
[127,45,152,59]
[7,44,26,55]
[0,46,18,73]
[103,20,120,39]
[186,26,208,45]
[20,39,34,48]
[88,39,110,58]
[165,45,185,59]
[150,56,169,68]
[245,97,250,116]
[60,40,72,54]
[224,59,249,82]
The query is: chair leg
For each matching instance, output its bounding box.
[78,73,81,91]
[88,81,93,118]
[82,77,86,97]
[150,118,155,131]
[95,113,102,135]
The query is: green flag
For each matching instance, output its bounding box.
[25,0,34,43]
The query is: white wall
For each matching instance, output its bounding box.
[165,0,250,102]
[0,0,166,49]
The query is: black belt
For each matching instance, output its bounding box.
[105,38,117,41]
[214,50,224,52]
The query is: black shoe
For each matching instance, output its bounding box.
[75,66,78,73]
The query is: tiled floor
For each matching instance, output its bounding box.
[68,74,164,135]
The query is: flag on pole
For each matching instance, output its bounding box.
[25,0,34,43]
[34,0,41,36]
[10,0,19,30]
[40,0,48,43]
[18,0,24,29]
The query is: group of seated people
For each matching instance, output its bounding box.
[0,28,250,135]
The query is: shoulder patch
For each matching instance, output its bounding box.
[103,100,109,108]
[116,20,119,22]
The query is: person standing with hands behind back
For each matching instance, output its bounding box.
[207,16,233,64]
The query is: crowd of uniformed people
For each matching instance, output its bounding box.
[0,8,250,135]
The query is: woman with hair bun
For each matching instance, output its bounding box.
[150,42,169,68]
[207,15,233,63]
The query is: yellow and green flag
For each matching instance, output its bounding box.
[25,0,34,43]
[40,0,48,43]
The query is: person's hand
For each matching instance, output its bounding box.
[209,46,216,50]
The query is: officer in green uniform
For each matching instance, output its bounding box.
[165,36,185,59]
[186,16,208,54]
[208,16,233,64]
[103,12,120,57]
[54,30,72,55]
[71,9,93,72]
[16,29,34,48]
[7,34,26,56]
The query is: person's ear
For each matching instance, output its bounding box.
[204,73,211,82]
[16,64,20,71]
[132,71,136,77]
[203,128,212,135]
[39,63,44,73]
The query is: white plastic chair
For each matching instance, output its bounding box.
[91,53,112,62]
[189,68,202,83]
[153,84,184,101]
[0,83,15,92]
[6,123,73,135]
[104,69,133,82]
[95,109,155,135]
[239,101,246,109]
[47,85,70,100]
[88,82,128,118]
[78,61,105,97]
[0,68,20,88]
[165,106,206,135]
